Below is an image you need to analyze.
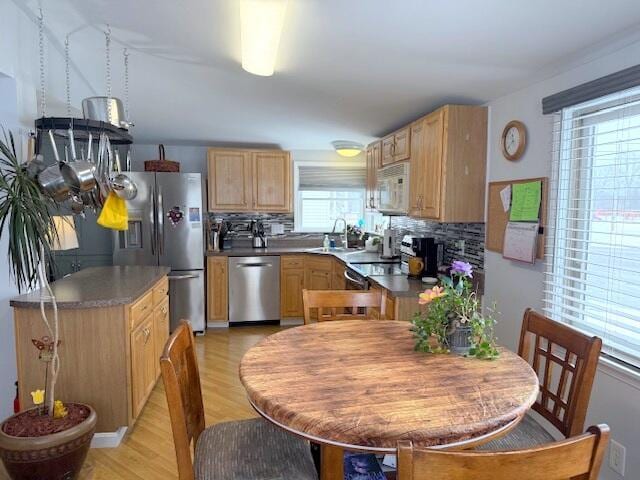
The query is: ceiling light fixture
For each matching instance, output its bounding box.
[240,0,288,77]
[332,141,364,158]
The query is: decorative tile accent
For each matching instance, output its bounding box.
[389,217,485,272]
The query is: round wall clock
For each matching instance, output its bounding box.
[501,120,527,161]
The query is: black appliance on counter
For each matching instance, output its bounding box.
[400,235,443,277]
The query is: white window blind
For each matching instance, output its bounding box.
[295,164,366,232]
[545,85,640,368]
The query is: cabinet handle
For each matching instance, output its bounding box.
[161,307,167,314]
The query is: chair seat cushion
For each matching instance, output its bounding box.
[476,413,556,451]
[194,418,318,480]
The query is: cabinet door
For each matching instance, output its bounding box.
[420,110,444,219]
[409,120,425,217]
[153,298,170,379]
[253,151,291,212]
[381,135,395,166]
[131,316,155,419]
[393,126,411,161]
[208,150,253,211]
[366,141,382,210]
[207,257,228,322]
[331,260,346,290]
[281,269,305,317]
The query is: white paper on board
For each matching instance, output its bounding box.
[500,185,511,212]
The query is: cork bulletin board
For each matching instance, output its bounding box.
[486,177,548,260]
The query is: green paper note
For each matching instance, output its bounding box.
[509,181,541,222]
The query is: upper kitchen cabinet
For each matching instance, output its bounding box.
[208,149,253,211]
[381,126,411,165]
[208,148,292,213]
[365,141,381,210]
[253,151,292,212]
[409,105,487,223]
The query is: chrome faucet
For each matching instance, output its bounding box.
[331,217,348,249]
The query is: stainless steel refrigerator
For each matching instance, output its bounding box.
[113,172,206,333]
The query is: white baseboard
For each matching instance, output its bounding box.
[280,318,304,326]
[207,322,229,328]
[91,426,128,448]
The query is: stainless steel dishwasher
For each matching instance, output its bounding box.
[228,256,280,323]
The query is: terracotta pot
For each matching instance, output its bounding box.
[0,403,96,480]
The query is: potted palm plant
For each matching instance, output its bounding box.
[0,129,96,480]
[411,260,500,359]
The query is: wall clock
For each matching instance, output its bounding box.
[501,120,527,161]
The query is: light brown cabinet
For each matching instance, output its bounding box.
[281,256,305,318]
[381,126,411,165]
[131,315,156,419]
[331,259,346,290]
[208,148,291,213]
[366,141,381,210]
[408,105,487,222]
[153,297,170,378]
[207,257,228,322]
[305,257,333,291]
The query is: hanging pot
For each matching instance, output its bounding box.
[111,150,137,200]
[38,131,70,202]
[60,128,97,193]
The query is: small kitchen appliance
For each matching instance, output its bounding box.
[381,229,398,259]
[400,235,443,277]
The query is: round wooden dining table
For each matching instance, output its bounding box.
[239,320,539,479]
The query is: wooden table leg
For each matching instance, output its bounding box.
[321,444,344,480]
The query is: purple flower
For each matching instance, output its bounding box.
[451,260,473,278]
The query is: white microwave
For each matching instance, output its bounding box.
[377,162,409,215]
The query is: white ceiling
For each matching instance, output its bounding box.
[19,0,640,149]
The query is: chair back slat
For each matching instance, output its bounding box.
[160,320,206,480]
[303,289,387,324]
[397,424,609,480]
[518,309,602,437]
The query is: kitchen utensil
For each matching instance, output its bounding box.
[144,144,179,172]
[110,145,138,200]
[38,130,70,202]
[82,96,130,129]
[60,127,97,193]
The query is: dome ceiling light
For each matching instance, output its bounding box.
[332,141,364,158]
[240,0,288,77]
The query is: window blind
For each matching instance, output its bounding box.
[544,84,640,368]
[298,165,366,191]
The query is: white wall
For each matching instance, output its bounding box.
[485,37,640,480]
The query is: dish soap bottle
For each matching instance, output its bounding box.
[323,234,330,252]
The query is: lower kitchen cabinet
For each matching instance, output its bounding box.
[153,297,170,377]
[305,257,333,290]
[207,257,228,322]
[281,256,305,318]
[331,259,346,289]
[131,315,156,419]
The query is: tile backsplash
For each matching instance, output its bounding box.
[207,212,485,271]
[389,217,485,272]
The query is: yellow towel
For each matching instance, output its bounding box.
[97,192,129,230]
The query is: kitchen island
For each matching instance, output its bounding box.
[10,266,170,446]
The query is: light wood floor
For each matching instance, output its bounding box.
[1,325,283,480]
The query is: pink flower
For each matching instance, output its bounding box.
[418,286,446,305]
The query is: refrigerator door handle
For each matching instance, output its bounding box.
[149,184,156,255]
[157,184,164,255]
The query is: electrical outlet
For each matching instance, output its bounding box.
[609,439,626,476]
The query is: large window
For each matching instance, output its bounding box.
[545,85,640,368]
[294,164,366,232]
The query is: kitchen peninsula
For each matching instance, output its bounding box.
[10,266,170,446]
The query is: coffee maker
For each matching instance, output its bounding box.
[400,235,443,277]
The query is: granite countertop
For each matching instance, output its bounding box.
[207,247,398,264]
[10,266,171,309]
[368,275,429,298]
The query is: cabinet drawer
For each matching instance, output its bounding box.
[152,277,169,305]
[305,256,332,272]
[130,290,154,329]
[282,255,305,269]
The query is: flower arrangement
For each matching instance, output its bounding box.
[411,260,499,359]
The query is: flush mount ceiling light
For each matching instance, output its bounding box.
[240,0,288,77]
[332,141,364,157]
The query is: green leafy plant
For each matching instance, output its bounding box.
[411,260,499,359]
[0,128,56,292]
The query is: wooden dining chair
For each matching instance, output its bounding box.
[160,320,318,480]
[302,289,387,324]
[479,308,602,450]
[398,424,609,480]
